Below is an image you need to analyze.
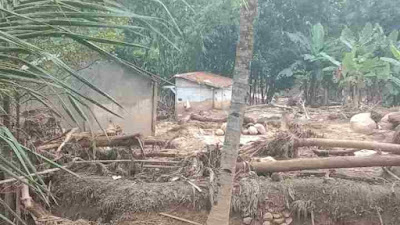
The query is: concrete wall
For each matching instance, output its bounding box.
[79,61,156,136]
[175,78,231,118]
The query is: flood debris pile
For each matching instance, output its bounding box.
[6,105,400,225]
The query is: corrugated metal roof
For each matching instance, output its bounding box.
[174,72,233,88]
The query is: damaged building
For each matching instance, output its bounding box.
[174,72,233,118]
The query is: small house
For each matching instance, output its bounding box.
[78,61,160,136]
[174,72,233,118]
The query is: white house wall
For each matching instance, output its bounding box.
[175,78,232,118]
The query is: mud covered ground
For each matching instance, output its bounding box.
[48,105,400,225]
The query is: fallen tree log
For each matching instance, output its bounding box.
[189,113,255,124]
[37,134,142,151]
[190,113,227,123]
[250,155,400,173]
[297,138,400,154]
[312,149,358,156]
[37,134,168,151]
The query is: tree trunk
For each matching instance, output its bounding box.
[323,86,329,106]
[250,155,400,173]
[206,0,257,224]
[297,138,400,154]
[309,72,317,106]
[353,85,359,108]
[2,95,14,220]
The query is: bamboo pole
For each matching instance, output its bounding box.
[250,155,400,173]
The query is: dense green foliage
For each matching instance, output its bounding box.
[117,0,400,106]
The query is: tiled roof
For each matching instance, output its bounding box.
[174,72,233,88]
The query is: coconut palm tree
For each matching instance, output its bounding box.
[0,0,178,222]
[206,0,258,224]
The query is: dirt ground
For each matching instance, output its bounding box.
[48,105,400,225]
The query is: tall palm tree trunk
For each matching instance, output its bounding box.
[206,0,257,224]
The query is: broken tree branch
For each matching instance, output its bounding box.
[72,160,180,164]
[37,134,143,151]
[0,168,62,185]
[159,213,202,225]
[250,155,400,173]
[56,127,78,154]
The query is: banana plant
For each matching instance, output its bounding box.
[339,23,392,108]
[287,23,340,105]
[381,45,400,104]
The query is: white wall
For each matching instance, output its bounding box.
[175,78,232,117]
[175,78,214,103]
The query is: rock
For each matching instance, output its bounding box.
[379,112,400,130]
[248,126,259,135]
[379,121,394,130]
[221,123,227,132]
[246,123,255,128]
[243,217,252,225]
[273,213,283,219]
[273,217,285,224]
[254,123,267,134]
[388,113,400,126]
[263,213,273,221]
[282,210,290,218]
[285,217,293,225]
[354,149,378,157]
[271,173,283,182]
[215,129,225,136]
[242,129,249,135]
[244,116,256,124]
[169,137,184,148]
[262,222,271,225]
[350,113,377,134]
[254,156,276,163]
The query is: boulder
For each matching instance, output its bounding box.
[215,129,225,136]
[242,129,249,135]
[350,113,377,134]
[254,123,267,134]
[388,113,400,127]
[282,210,290,218]
[263,213,273,221]
[221,123,227,132]
[379,112,400,130]
[273,217,285,224]
[248,126,259,135]
[246,123,255,128]
[243,217,252,225]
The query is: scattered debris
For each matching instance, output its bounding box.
[159,213,202,225]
